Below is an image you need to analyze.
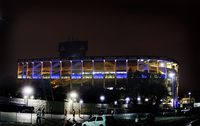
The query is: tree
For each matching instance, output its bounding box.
[0,75,18,97]
[127,71,168,106]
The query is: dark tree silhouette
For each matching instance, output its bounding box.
[0,76,18,97]
[127,70,168,106]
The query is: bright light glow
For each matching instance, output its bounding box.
[30,95,34,99]
[159,62,165,67]
[70,92,78,98]
[23,86,33,95]
[170,99,174,107]
[69,99,73,104]
[125,97,130,103]
[116,72,127,74]
[100,95,105,102]
[160,99,163,102]
[80,99,83,104]
[137,97,141,101]
[188,92,191,96]
[24,95,28,99]
[114,101,117,105]
[168,72,175,78]
[105,72,115,74]
[140,59,144,62]
[93,72,104,74]
[145,98,149,102]
[107,87,114,90]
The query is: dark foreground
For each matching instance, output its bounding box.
[0,115,199,126]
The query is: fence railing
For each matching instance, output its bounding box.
[0,111,68,124]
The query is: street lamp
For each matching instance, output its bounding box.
[137,96,141,104]
[125,97,130,104]
[188,92,192,108]
[145,98,149,102]
[79,99,83,117]
[100,95,105,110]
[69,91,78,111]
[114,101,117,105]
[22,86,34,105]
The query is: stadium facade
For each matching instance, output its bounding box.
[17,56,179,108]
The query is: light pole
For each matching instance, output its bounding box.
[188,92,192,108]
[22,86,33,106]
[100,95,105,111]
[79,99,83,117]
[125,97,130,104]
[70,91,78,111]
[168,72,176,108]
[137,96,141,104]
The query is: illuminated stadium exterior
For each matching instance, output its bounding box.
[17,56,179,108]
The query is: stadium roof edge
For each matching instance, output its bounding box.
[17,56,179,64]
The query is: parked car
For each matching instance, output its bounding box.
[186,119,200,126]
[82,115,116,126]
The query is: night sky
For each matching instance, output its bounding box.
[1,1,200,99]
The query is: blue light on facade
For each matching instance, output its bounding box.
[116,74,127,79]
[32,75,42,79]
[160,74,165,79]
[22,75,26,79]
[51,75,60,79]
[141,74,147,78]
[93,74,104,79]
[71,74,82,79]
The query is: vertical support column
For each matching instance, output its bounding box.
[50,61,54,101]
[92,60,94,86]
[50,61,52,79]
[174,76,178,108]
[60,61,62,79]
[103,59,105,88]
[147,59,150,73]
[81,60,83,86]
[172,77,176,108]
[126,59,128,87]
[26,62,28,79]
[17,63,19,78]
[70,60,72,90]
[32,62,34,79]
[41,61,43,79]
[114,59,117,86]
[156,60,159,74]
[21,63,24,78]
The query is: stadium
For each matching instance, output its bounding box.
[17,56,179,108]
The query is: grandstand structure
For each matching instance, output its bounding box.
[17,56,179,108]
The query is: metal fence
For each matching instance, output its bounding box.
[0,112,35,124]
[0,112,67,124]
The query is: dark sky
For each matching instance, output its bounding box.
[1,0,200,99]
